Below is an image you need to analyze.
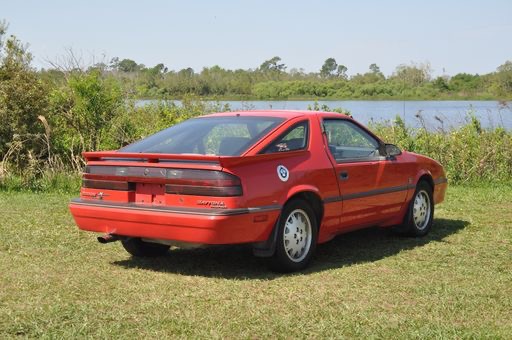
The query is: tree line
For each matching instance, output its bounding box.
[40,54,512,100]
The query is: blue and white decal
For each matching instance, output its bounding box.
[277,165,289,182]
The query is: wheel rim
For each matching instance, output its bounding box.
[283,208,312,263]
[413,190,431,230]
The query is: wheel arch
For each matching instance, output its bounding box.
[285,186,324,228]
[394,171,436,237]
[286,191,324,229]
[253,187,323,258]
[416,171,434,191]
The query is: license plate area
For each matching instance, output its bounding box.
[135,183,166,205]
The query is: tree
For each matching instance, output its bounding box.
[0,21,49,165]
[289,67,306,77]
[336,65,348,79]
[320,58,337,78]
[178,67,194,77]
[360,63,385,82]
[117,58,139,73]
[449,73,480,91]
[50,70,123,155]
[495,60,512,95]
[433,76,449,91]
[369,63,381,74]
[392,62,432,87]
[109,57,120,70]
[153,63,168,74]
[497,60,512,73]
[88,62,107,73]
[259,56,286,73]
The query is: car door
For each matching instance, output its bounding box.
[322,118,408,229]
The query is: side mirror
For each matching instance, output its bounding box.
[384,143,402,158]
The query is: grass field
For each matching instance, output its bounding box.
[0,186,511,338]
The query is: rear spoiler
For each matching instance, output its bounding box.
[83,151,222,164]
[83,150,296,168]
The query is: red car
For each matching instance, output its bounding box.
[69,110,447,272]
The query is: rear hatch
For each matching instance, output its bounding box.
[80,151,244,210]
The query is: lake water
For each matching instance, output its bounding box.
[136,100,512,130]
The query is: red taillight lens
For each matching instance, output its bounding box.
[82,166,242,196]
[165,170,242,196]
[165,184,242,196]
[82,179,135,191]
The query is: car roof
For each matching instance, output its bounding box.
[203,110,352,120]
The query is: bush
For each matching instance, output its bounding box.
[370,114,512,184]
[0,24,50,168]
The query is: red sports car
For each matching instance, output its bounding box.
[69,110,447,272]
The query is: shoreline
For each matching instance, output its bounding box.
[133,97,511,102]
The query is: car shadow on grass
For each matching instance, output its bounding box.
[112,218,468,280]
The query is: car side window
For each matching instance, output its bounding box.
[323,119,380,161]
[262,121,309,154]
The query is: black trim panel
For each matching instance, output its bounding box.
[323,196,343,204]
[334,156,387,163]
[343,184,414,200]
[70,198,281,217]
[323,184,414,204]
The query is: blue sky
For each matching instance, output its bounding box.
[2,0,511,76]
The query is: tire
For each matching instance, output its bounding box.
[269,199,318,272]
[399,181,434,236]
[121,238,170,257]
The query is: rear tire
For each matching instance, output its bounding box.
[398,181,434,236]
[269,199,318,272]
[121,238,170,257]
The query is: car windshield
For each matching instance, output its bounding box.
[119,116,285,156]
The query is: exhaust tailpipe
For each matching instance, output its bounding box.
[97,234,120,244]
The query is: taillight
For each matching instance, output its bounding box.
[82,166,242,197]
[165,170,242,197]
[82,179,135,191]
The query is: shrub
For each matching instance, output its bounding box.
[370,114,512,183]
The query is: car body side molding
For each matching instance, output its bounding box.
[70,198,281,216]
[324,177,447,204]
[323,183,415,204]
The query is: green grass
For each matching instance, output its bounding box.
[1,186,511,338]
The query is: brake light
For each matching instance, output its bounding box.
[165,170,242,197]
[82,179,135,191]
[83,166,242,197]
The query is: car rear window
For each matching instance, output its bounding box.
[120,116,285,156]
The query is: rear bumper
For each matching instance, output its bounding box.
[69,199,280,245]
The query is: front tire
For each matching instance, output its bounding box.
[269,199,318,272]
[399,181,434,236]
[121,238,170,257]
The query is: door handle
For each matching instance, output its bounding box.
[339,171,349,180]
